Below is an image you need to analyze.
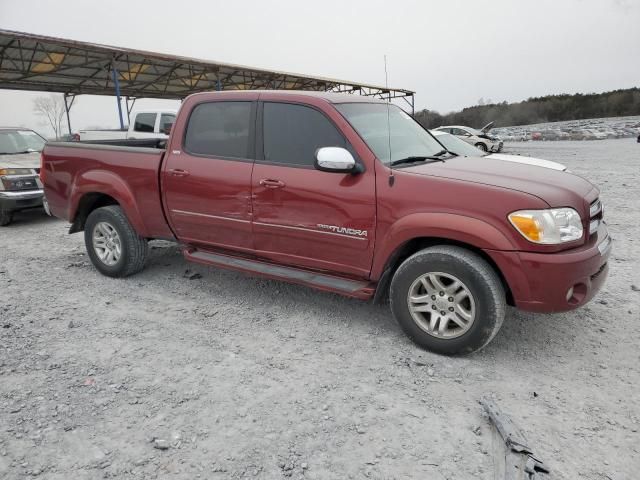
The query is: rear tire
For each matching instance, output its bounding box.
[475,142,488,152]
[84,205,148,278]
[0,210,13,226]
[390,246,506,355]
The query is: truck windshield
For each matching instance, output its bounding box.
[336,103,445,165]
[0,130,46,154]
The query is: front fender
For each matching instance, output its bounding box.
[70,169,148,236]
[371,212,517,278]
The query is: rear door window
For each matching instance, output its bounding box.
[159,113,176,133]
[184,102,253,159]
[262,102,345,167]
[133,113,157,133]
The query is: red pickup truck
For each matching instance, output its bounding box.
[41,91,611,355]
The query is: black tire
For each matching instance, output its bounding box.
[84,205,148,278]
[390,246,506,355]
[475,142,488,152]
[0,210,13,226]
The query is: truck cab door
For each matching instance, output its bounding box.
[251,101,376,278]
[128,112,158,139]
[162,99,257,252]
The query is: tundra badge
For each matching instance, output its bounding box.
[317,224,368,237]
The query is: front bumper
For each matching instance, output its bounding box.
[490,141,503,152]
[487,224,611,313]
[0,189,44,212]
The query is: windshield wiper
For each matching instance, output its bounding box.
[390,154,447,167]
[432,149,456,158]
[0,150,34,155]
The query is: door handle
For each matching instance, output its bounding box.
[259,179,285,189]
[168,168,190,177]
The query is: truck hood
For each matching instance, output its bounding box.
[480,121,494,133]
[402,155,597,208]
[0,151,41,170]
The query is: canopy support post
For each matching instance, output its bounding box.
[125,97,137,122]
[63,93,76,135]
[111,62,125,129]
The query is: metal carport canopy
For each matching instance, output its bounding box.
[0,29,414,106]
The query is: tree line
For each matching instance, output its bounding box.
[413,87,640,130]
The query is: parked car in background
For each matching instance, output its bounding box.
[540,129,559,141]
[42,91,610,355]
[78,110,177,141]
[430,130,567,171]
[492,116,640,142]
[434,123,503,152]
[0,127,46,226]
[582,129,608,140]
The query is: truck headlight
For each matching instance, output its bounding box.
[508,208,583,244]
[0,168,33,176]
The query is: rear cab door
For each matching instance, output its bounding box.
[161,93,258,252]
[127,112,158,139]
[250,94,377,278]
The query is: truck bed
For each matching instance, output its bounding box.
[41,141,174,239]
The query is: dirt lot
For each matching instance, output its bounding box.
[1,139,639,479]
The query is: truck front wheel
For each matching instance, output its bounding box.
[390,246,506,355]
[0,210,13,226]
[84,205,148,278]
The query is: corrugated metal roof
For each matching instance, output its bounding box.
[0,29,414,102]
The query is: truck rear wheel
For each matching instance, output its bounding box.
[390,246,505,355]
[84,205,148,278]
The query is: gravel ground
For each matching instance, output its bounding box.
[1,139,639,479]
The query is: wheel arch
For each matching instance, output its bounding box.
[69,170,147,236]
[69,192,120,233]
[371,214,516,305]
[373,236,514,306]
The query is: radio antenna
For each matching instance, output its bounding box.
[384,55,395,184]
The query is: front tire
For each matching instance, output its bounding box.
[475,142,488,152]
[390,246,506,355]
[84,205,148,278]
[0,210,13,226]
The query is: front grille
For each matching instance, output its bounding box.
[1,175,39,191]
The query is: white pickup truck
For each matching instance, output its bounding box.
[78,110,177,141]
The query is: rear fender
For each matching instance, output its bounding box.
[371,213,516,278]
[70,170,148,236]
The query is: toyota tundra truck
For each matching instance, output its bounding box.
[41,91,611,355]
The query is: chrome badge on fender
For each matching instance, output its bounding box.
[317,224,368,237]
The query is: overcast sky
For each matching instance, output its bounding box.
[1,0,639,136]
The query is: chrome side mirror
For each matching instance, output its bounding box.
[315,147,359,174]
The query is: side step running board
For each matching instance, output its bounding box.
[184,249,375,299]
